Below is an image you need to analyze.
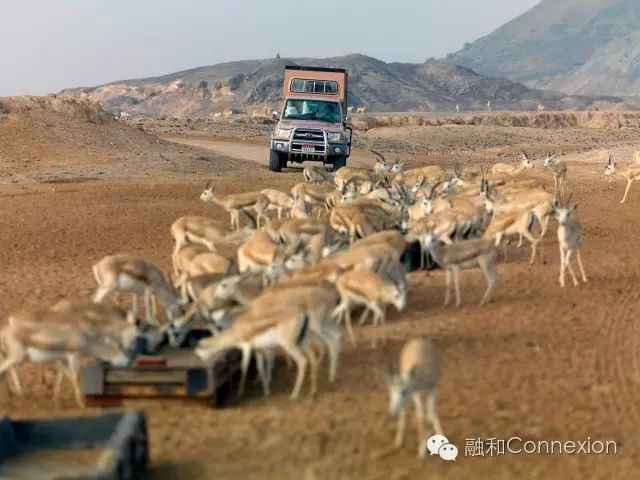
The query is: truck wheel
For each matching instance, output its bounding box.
[269,149,285,172]
[333,156,347,171]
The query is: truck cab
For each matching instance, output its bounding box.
[269,66,352,172]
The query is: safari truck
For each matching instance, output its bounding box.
[269,65,352,172]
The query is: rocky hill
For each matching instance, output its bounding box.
[59,54,622,117]
[445,0,640,96]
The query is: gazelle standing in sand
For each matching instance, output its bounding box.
[552,195,587,288]
[356,105,366,114]
[604,154,640,204]
[543,153,567,200]
[333,270,407,346]
[422,231,499,307]
[200,181,269,229]
[383,338,444,458]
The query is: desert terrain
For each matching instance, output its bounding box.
[2,99,640,479]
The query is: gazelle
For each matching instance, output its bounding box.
[537,104,545,112]
[552,195,587,288]
[491,152,534,176]
[173,244,236,299]
[92,254,182,324]
[604,154,640,204]
[261,188,294,219]
[200,181,269,229]
[356,105,366,114]
[236,230,282,284]
[0,302,144,406]
[383,338,444,458]
[170,216,224,257]
[543,153,567,200]
[303,164,332,183]
[422,232,499,307]
[333,270,407,346]
[291,182,333,217]
[195,308,318,400]
[347,105,354,113]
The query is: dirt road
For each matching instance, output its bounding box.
[163,135,375,169]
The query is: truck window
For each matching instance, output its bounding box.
[283,99,341,123]
[290,79,338,95]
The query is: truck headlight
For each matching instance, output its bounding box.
[327,132,343,142]
[273,128,292,140]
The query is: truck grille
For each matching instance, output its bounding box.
[291,128,325,156]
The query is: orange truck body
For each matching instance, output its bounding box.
[269,65,351,172]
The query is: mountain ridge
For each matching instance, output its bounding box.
[60,54,622,117]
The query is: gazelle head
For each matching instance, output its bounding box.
[200,181,215,202]
[543,153,557,168]
[390,160,404,175]
[551,193,577,226]
[442,175,456,197]
[411,176,427,195]
[521,152,534,169]
[604,154,616,176]
[384,368,416,416]
[371,149,390,172]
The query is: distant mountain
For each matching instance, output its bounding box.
[445,0,640,96]
[60,54,622,117]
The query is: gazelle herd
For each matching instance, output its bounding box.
[1,146,606,458]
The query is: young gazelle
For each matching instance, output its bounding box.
[0,302,144,407]
[604,154,640,204]
[543,153,567,200]
[491,152,533,176]
[384,338,444,458]
[333,270,407,346]
[422,232,499,307]
[553,195,587,288]
[92,254,182,324]
[200,181,269,229]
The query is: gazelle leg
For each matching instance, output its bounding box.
[66,355,85,408]
[559,244,566,287]
[358,308,370,326]
[280,343,308,400]
[92,287,110,303]
[443,269,452,307]
[452,267,462,307]
[8,368,23,397]
[0,337,25,400]
[255,350,270,396]
[620,178,633,204]
[425,390,443,436]
[301,340,319,396]
[394,408,407,448]
[412,394,426,458]
[565,249,579,287]
[237,344,252,396]
[479,258,498,306]
[577,249,588,283]
[144,289,154,325]
[53,362,65,407]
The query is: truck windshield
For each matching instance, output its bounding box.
[283,99,341,123]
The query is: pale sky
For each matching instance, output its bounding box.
[1,0,540,96]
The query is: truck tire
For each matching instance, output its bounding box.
[332,156,347,171]
[269,149,285,172]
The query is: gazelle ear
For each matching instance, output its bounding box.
[409,366,418,379]
[570,204,578,212]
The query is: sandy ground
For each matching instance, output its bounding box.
[2,115,640,479]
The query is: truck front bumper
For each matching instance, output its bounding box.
[271,127,350,163]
